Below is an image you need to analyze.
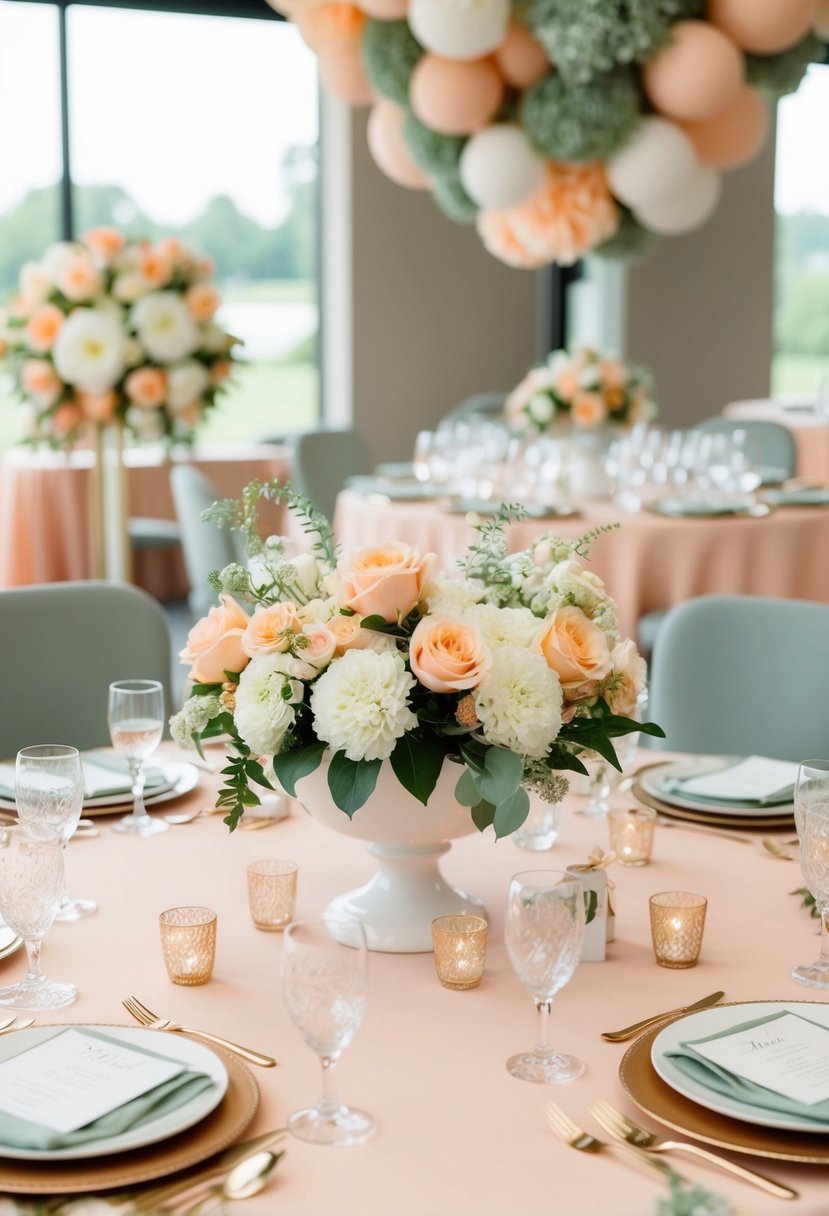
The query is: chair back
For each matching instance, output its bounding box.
[694,417,796,478]
[170,466,239,619]
[288,429,370,523]
[0,581,171,757]
[443,392,507,423]
[648,595,829,760]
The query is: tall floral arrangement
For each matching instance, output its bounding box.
[0,229,238,448]
[172,483,662,835]
[506,346,658,434]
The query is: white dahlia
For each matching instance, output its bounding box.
[52,309,125,394]
[234,656,303,756]
[310,649,417,762]
[465,603,540,651]
[425,576,484,618]
[167,359,210,411]
[474,645,563,759]
[132,291,200,363]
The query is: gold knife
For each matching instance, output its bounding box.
[601,990,725,1042]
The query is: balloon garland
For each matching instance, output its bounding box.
[269,0,827,269]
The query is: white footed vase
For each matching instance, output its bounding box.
[295,756,485,953]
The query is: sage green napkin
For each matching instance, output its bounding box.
[665,1011,829,1123]
[0,1029,216,1151]
[0,753,169,802]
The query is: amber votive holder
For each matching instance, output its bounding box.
[160,906,217,985]
[247,859,298,932]
[431,915,488,990]
[649,891,707,969]
[608,806,657,866]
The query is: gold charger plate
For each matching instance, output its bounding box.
[630,777,795,830]
[0,1025,259,1194]
[620,1003,829,1163]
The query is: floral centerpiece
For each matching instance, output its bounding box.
[172,483,662,838]
[506,346,658,436]
[0,228,238,448]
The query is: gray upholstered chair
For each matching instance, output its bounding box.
[0,581,171,758]
[693,417,797,480]
[287,428,370,523]
[170,465,241,620]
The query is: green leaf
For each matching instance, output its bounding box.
[493,786,530,839]
[359,614,408,637]
[389,733,445,806]
[459,737,489,776]
[272,741,326,796]
[544,747,589,776]
[245,759,274,790]
[190,681,223,696]
[327,751,382,817]
[477,747,524,806]
[455,768,482,807]
[470,798,496,832]
[583,889,599,926]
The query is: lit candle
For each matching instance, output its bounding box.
[608,807,657,866]
[431,916,488,990]
[649,892,707,968]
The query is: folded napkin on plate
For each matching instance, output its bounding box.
[0,1030,215,1151]
[0,753,168,802]
[662,756,798,805]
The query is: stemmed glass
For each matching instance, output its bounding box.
[0,823,76,1009]
[792,759,829,988]
[281,917,374,1146]
[504,870,585,1083]
[107,680,167,836]
[15,744,96,921]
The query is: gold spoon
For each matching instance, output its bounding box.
[174,1150,283,1215]
[762,837,799,860]
[163,808,207,825]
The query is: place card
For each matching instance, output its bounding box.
[0,1029,187,1133]
[689,1012,829,1106]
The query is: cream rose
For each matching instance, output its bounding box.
[242,602,300,658]
[409,617,492,694]
[180,593,250,683]
[607,638,647,717]
[537,605,612,689]
[300,624,337,671]
[337,543,435,623]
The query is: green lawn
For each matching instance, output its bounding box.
[220,279,314,305]
[771,352,829,395]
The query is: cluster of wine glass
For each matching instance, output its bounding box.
[792,760,829,991]
[414,419,516,501]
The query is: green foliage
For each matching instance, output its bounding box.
[777,272,829,356]
[403,115,466,179]
[457,740,531,838]
[362,19,422,106]
[595,206,656,263]
[521,68,641,162]
[747,37,826,100]
[432,176,479,226]
[583,889,599,925]
[653,1170,733,1216]
[327,751,382,817]
[216,749,274,831]
[202,480,337,569]
[791,886,820,919]
[272,740,326,796]
[389,732,445,805]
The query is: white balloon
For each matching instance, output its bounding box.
[409,0,510,61]
[607,117,699,210]
[459,125,545,210]
[634,165,722,234]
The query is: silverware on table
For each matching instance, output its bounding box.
[543,1102,683,1182]
[0,1015,35,1036]
[762,837,799,860]
[122,994,277,1067]
[130,1129,287,1214]
[589,1100,797,1201]
[601,991,725,1043]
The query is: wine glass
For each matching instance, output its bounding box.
[15,744,96,921]
[107,679,167,836]
[0,822,76,1010]
[281,917,374,1146]
[504,870,585,1083]
[792,759,829,988]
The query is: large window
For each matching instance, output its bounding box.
[0,0,320,451]
[773,64,829,396]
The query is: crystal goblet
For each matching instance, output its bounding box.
[107,680,167,836]
[792,759,829,988]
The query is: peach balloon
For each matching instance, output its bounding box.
[642,20,744,121]
[709,0,817,55]
[409,54,504,136]
[319,42,374,105]
[357,0,409,16]
[367,100,431,189]
[294,2,365,54]
[680,85,769,171]
[494,22,550,88]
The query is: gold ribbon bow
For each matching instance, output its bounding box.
[583,845,616,917]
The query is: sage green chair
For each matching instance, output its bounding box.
[288,428,370,523]
[0,582,171,758]
[647,595,829,760]
[170,465,240,620]
[443,392,507,423]
[694,417,797,480]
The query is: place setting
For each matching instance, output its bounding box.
[630,755,798,830]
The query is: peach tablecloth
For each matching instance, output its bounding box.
[0,444,289,601]
[335,490,829,640]
[722,399,829,484]
[12,745,824,1214]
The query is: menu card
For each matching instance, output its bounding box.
[0,1029,187,1133]
[688,1012,829,1106]
[669,756,798,803]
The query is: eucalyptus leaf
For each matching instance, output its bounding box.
[470,798,496,832]
[390,733,445,806]
[493,786,530,839]
[455,768,482,807]
[327,751,382,817]
[583,889,599,926]
[477,747,524,806]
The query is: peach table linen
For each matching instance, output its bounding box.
[722,398,829,484]
[0,443,289,601]
[16,743,825,1215]
[334,489,829,640]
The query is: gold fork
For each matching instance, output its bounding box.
[589,1099,797,1200]
[543,1103,680,1182]
[122,996,277,1068]
[762,837,799,861]
[0,1016,35,1036]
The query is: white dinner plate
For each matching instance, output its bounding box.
[652,1002,829,1133]
[647,497,753,518]
[0,919,22,962]
[640,758,794,816]
[0,1025,228,1161]
[0,762,199,815]
[762,487,829,508]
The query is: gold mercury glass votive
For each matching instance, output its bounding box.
[247,859,298,932]
[649,891,708,969]
[431,915,488,990]
[608,806,657,866]
[159,906,217,985]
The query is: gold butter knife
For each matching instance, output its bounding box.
[130,1128,287,1214]
[601,990,725,1042]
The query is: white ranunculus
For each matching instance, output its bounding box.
[113,272,152,303]
[166,359,210,410]
[19,260,51,304]
[40,241,76,282]
[52,309,126,394]
[527,393,555,425]
[310,649,417,762]
[234,656,303,755]
[464,603,540,651]
[474,645,563,759]
[132,291,200,363]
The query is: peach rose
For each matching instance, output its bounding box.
[409,617,491,694]
[25,304,64,353]
[242,602,300,658]
[19,261,51,305]
[55,254,103,302]
[337,543,435,623]
[22,359,61,404]
[155,236,185,264]
[300,623,337,670]
[139,246,173,287]
[176,401,202,428]
[125,366,167,409]
[210,359,232,385]
[186,283,220,322]
[180,593,250,683]
[537,605,612,690]
[607,639,647,718]
[82,228,125,261]
[77,391,117,424]
[571,390,607,429]
[51,403,83,437]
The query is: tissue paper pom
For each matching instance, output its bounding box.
[521,69,640,162]
[635,164,722,234]
[410,54,504,136]
[367,99,431,188]
[432,175,480,224]
[746,36,824,99]
[709,0,817,55]
[404,114,466,178]
[408,0,510,62]
[642,20,744,121]
[494,22,550,88]
[680,84,768,170]
[362,18,423,106]
[594,207,656,261]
